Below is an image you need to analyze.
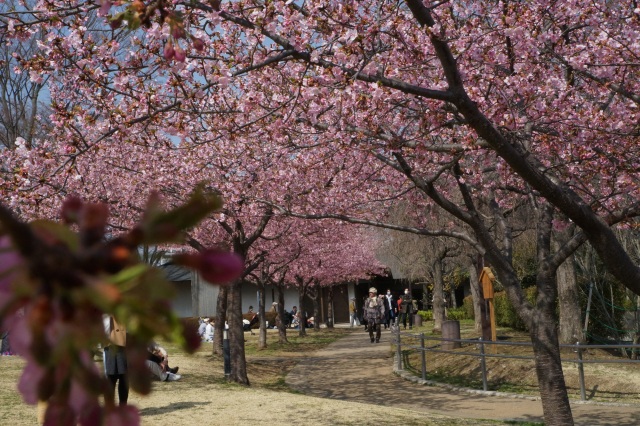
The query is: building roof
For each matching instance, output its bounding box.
[159,263,192,282]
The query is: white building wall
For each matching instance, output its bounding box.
[241,284,300,313]
[191,271,219,317]
[172,280,193,318]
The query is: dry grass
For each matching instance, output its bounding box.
[401,320,640,403]
[0,328,510,426]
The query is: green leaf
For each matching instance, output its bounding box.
[29,220,79,251]
[108,264,148,285]
[141,185,224,244]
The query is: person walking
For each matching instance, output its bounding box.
[399,288,415,329]
[348,297,359,328]
[362,287,385,343]
[379,294,389,329]
[384,289,397,329]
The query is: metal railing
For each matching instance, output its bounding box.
[392,326,640,401]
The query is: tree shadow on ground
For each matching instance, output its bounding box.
[139,401,210,416]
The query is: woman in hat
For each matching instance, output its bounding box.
[362,287,385,343]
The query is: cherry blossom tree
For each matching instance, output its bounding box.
[0,189,242,425]
[2,1,640,424]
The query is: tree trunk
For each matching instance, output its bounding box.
[227,280,249,385]
[553,234,585,344]
[213,286,227,356]
[450,287,457,309]
[432,260,446,333]
[298,284,307,337]
[467,258,483,334]
[257,282,267,349]
[276,283,288,344]
[421,282,429,312]
[326,286,334,328]
[312,286,320,331]
[530,270,574,425]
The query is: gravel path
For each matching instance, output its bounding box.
[286,327,640,426]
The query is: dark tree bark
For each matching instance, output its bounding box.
[466,256,483,334]
[275,282,289,344]
[553,232,585,344]
[530,269,573,426]
[326,285,334,328]
[218,207,272,385]
[308,284,320,331]
[227,279,249,385]
[296,276,308,337]
[432,258,446,333]
[213,286,227,356]
[257,281,267,349]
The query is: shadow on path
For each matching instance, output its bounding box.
[286,328,640,425]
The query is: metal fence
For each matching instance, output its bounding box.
[392,326,640,401]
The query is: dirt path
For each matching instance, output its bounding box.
[286,327,640,426]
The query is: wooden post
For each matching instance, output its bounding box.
[479,267,497,354]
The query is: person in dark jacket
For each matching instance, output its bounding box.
[399,288,415,329]
[362,287,385,343]
[384,289,397,329]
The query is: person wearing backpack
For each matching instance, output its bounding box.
[362,287,385,343]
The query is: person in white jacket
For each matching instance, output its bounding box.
[204,319,215,342]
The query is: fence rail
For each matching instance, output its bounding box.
[392,326,640,401]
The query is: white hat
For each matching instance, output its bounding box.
[369,287,377,293]
[203,318,210,322]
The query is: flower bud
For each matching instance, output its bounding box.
[109,16,123,29]
[174,249,243,284]
[163,41,175,60]
[174,46,186,63]
[192,37,205,52]
[60,195,83,224]
[171,25,185,39]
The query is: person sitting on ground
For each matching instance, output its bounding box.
[197,317,207,339]
[146,342,181,382]
[148,341,179,374]
[289,306,299,328]
[244,306,260,334]
[204,318,214,342]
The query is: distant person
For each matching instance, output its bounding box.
[379,294,389,329]
[348,297,359,328]
[362,287,385,343]
[148,342,179,374]
[290,306,300,328]
[244,306,259,334]
[399,288,415,329]
[147,342,181,381]
[204,318,214,342]
[103,315,129,406]
[384,289,397,329]
[197,318,207,339]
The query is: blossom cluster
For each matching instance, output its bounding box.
[0,189,242,425]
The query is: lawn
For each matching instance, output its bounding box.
[0,327,514,426]
[398,320,640,404]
